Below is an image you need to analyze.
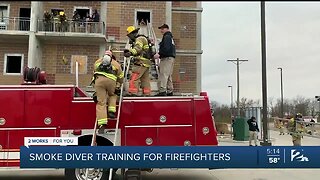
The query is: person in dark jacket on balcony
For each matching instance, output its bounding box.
[43,11,53,31]
[154,24,176,96]
[92,9,100,22]
[72,11,80,32]
[90,9,100,33]
[247,116,259,146]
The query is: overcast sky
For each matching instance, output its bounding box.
[201,1,320,105]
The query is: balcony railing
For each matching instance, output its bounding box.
[0,17,30,31]
[38,19,105,35]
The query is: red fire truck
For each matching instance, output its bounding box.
[0,70,218,180]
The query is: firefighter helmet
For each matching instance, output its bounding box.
[126,26,140,35]
[102,55,112,65]
[295,113,302,119]
[39,71,47,84]
[59,11,65,16]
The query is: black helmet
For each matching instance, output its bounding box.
[295,113,302,119]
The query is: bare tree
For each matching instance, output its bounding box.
[268,97,276,117]
[210,101,231,123]
[292,96,310,115]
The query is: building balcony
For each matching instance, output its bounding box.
[36,19,106,43]
[0,17,30,43]
[0,17,30,31]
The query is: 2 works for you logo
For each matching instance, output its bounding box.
[290,149,309,162]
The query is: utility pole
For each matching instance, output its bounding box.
[315,96,320,115]
[228,85,233,116]
[260,1,271,146]
[227,58,248,117]
[278,68,283,118]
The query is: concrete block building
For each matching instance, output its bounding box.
[0,1,202,94]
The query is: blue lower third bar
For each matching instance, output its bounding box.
[19,146,320,168]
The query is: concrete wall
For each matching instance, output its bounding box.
[171,1,202,94]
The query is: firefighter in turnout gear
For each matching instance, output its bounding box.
[279,120,285,135]
[92,50,124,127]
[287,113,304,146]
[124,26,152,96]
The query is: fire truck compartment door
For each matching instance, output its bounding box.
[0,128,57,166]
[124,127,157,146]
[6,128,58,149]
[157,126,195,146]
[122,98,194,126]
[24,89,72,127]
[0,90,24,127]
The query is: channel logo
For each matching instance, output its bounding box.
[290,149,309,162]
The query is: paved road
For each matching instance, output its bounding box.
[1,130,320,180]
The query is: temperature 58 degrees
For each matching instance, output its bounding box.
[269,157,280,164]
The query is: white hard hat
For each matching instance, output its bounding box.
[102,55,111,65]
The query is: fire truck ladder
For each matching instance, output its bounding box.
[147,21,161,77]
[108,53,131,180]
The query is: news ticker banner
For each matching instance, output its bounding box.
[20,146,320,169]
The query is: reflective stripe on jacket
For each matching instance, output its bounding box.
[129,36,151,67]
[93,58,124,83]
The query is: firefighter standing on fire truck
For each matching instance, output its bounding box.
[92,50,124,126]
[124,26,152,96]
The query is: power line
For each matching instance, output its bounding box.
[227,58,248,117]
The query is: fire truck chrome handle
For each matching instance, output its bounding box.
[0,118,6,125]
[44,117,52,125]
[159,115,166,123]
[146,138,153,145]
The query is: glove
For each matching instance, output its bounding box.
[123,49,132,57]
[115,88,121,96]
[130,57,138,63]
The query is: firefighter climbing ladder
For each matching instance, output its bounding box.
[85,40,132,180]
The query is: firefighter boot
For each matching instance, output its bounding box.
[167,92,173,96]
[108,112,116,119]
[155,91,167,96]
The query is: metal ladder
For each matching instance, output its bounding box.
[137,21,160,79]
